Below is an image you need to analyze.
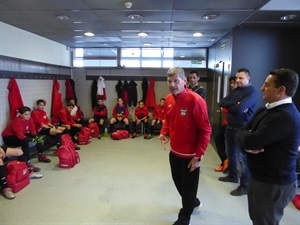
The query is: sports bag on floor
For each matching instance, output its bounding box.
[77,127,91,145]
[6,161,30,192]
[88,122,99,138]
[111,129,129,140]
[57,134,80,168]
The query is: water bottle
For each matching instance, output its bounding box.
[104,127,109,137]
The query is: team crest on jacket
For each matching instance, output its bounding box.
[180,108,187,116]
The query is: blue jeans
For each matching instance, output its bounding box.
[225,127,249,188]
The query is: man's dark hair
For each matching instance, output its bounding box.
[237,68,250,77]
[189,70,199,77]
[269,68,299,97]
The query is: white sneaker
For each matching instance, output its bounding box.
[29,172,43,179]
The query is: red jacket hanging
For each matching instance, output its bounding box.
[145,77,156,109]
[65,79,75,101]
[51,79,63,117]
[7,77,24,119]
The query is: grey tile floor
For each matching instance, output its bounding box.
[1,136,299,225]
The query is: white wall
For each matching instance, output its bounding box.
[0,22,71,67]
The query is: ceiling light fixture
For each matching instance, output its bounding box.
[202,14,218,20]
[187,43,196,46]
[84,32,94,37]
[124,1,132,9]
[143,42,151,46]
[280,14,297,21]
[56,15,69,20]
[128,14,142,20]
[193,32,203,37]
[138,32,148,37]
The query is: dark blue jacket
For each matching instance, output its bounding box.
[219,84,258,128]
[240,103,300,184]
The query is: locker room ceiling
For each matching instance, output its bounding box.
[0,0,299,49]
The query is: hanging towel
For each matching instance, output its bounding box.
[97,76,106,100]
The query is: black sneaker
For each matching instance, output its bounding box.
[28,164,41,172]
[173,220,190,225]
[230,186,247,196]
[218,175,238,183]
[194,198,202,209]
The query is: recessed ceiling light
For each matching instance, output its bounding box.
[84,32,94,37]
[56,15,69,20]
[138,32,148,37]
[280,14,297,21]
[209,38,216,42]
[202,14,218,20]
[128,14,142,20]
[143,42,151,46]
[193,32,203,37]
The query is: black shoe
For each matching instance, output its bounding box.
[230,186,247,196]
[173,219,190,225]
[28,164,41,173]
[98,134,102,139]
[75,146,81,150]
[194,198,202,209]
[218,175,238,183]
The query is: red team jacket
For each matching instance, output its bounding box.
[2,116,37,140]
[93,104,107,117]
[160,88,211,159]
[52,108,76,126]
[134,106,148,119]
[112,104,129,119]
[152,104,165,121]
[31,109,50,133]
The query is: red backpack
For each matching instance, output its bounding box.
[6,161,30,192]
[77,127,91,145]
[56,134,80,168]
[111,129,129,140]
[88,122,99,138]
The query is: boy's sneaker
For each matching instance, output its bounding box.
[132,133,137,138]
[144,133,148,139]
[74,144,81,150]
[147,134,152,139]
[2,188,15,199]
[38,154,51,163]
[98,134,102,139]
[29,172,43,179]
[28,164,41,172]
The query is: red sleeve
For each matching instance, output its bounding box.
[11,118,27,140]
[122,107,129,119]
[29,118,37,135]
[112,106,117,118]
[60,109,75,126]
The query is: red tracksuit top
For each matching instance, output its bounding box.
[52,108,76,126]
[134,106,148,119]
[2,116,36,140]
[31,109,50,132]
[160,88,211,158]
[93,104,107,117]
[152,105,165,121]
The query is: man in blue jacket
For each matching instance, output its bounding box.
[240,68,300,225]
[218,68,258,196]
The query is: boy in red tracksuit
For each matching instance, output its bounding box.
[51,102,82,150]
[90,98,107,138]
[31,99,66,150]
[132,100,150,139]
[150,98,165,136]
[68,98,84,124]
[158,67,211,225]
[109,98,130,135]
[2,106,45,177]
